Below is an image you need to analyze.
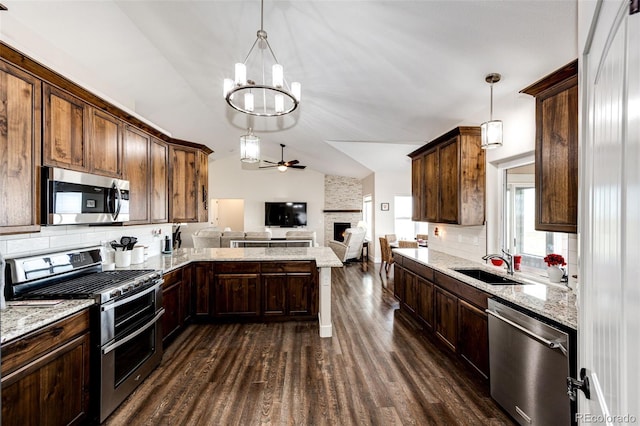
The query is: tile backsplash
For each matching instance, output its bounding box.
[0,224,173,259]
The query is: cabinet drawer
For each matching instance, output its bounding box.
[435,271,489,310]
[261,261,313,274]
[1,309,90,376]
[215,262,260,274]
[163,267,183,288]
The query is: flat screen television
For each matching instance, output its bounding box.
[265,202,307,227]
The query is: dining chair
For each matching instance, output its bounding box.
[379,237,395,276]
[398,240,419,248]
[385,234,398,245]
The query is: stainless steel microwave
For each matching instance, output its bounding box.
[42,167,130,225]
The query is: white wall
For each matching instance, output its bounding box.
[208,155,325,241]
[372,170,411,262]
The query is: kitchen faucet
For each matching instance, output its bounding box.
[483,249,515,275]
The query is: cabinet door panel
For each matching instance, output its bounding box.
[198,150,209,222]
[123,126,150,224]
[181,265,193,324]
[393,265,405,301]
[288,274,312,315]
[423,150,438,222]
[411,156,424,221]
[150,138,168,223]
[215,274,260,316]
[170,146,198,222]
[90,109,121,177]
[0,61,41,233]
[416,276,434,332]
[438,139,459,223]
[435,287,458,352]
[263,274,287,316]
[403,271,417,314]
[194,263,212,317]
[162,283,181,344]
[458,299,489,378]
[43,84,87,171]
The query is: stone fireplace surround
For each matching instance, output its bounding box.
[323,175,363,246]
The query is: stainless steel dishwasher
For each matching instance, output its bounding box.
[487,299,571,425]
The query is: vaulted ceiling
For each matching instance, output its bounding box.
[1,1,577,178]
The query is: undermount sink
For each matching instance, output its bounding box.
[453,268,524,285]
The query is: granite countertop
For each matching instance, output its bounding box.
[1,299,94,345]
[123,246,344,273]
[393,248,578,330]
[1,247,341,345]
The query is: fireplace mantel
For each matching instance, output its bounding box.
[323,209,362,213]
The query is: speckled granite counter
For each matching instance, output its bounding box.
[1,299,94,344]
[123,247,343,273]
[1,247,342,344]
[393,248,577,330]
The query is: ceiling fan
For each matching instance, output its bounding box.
[260,144,306,172]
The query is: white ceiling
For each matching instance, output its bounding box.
[1,0,577,179]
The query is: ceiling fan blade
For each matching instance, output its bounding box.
[289,165,306,169]
[259,165,277,169]
[284,159,299,166]
[262,160,278,165]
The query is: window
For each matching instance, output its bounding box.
[393,196,428,241]
[504,165,568,273]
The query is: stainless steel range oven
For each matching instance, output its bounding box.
[5,247,164,423]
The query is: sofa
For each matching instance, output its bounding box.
[285,230,317,247]
[328,227,366,263]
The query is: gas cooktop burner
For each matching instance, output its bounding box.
[26,270,158,298]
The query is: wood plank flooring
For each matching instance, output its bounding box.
[105,262,515,425]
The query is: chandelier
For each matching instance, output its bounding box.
[240,128,260,163]
[223,0,301,117]
[481,73,503,149]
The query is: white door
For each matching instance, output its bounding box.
[580,0,640,422]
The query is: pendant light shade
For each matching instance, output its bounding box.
[481,73,503,149]
[223,0,301,117]
[240,128,260,163]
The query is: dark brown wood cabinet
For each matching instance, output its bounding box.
[0,60,41,235]
[458,299,489,378]
[1,310,91,426]
[169,145,199,222]
[393,254,490,378]
[43,83,89,172]
[434,286,458,352]
[194,262,214,318]
[261,262,317,318]
[521,60,578,233]
[408,127,485,225]
[215,273,261,317]
[124,126,151,224]
[89,108,122,177]
[150,137,169,223]
[197,150,209,223]
[162,265,194,346]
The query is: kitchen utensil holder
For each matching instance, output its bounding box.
[115,250,132,268]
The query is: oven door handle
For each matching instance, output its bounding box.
[101,282,161,311]
[102,308,164,355]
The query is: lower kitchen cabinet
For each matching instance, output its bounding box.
[214,273,261,317]
[394,256,490,379]
[1,309,91,426]
[262,262,318,318]
[434,286,458,352]
[193,262,214,318]
[458,299,490,378]
[162,265,194,346]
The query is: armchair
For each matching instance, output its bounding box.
[328,227,366,263]
[192,228,222,248]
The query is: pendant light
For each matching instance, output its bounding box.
[223,0,301,117]
[481,73,503,149]
[240,128,260,163]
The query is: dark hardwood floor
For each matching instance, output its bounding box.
[105,262,515,425]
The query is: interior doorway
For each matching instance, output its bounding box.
[211,199,245,231]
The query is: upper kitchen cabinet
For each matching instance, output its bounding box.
[521,60,578,234]
[44,83,123,178]
[89,108,123,178]
[150,137,169,223]
[169,143,211,223]
[43,83,89,172]
[0,60,41,235]
[123,126,151,224]
[409,127,485,225]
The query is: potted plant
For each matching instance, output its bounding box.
[543,254,566,283]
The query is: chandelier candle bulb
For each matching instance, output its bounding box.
[275,94,284,113]
[245,92,254,112]
[235,63,246,85]
[272,64,283,87]
[291,82,301,101]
